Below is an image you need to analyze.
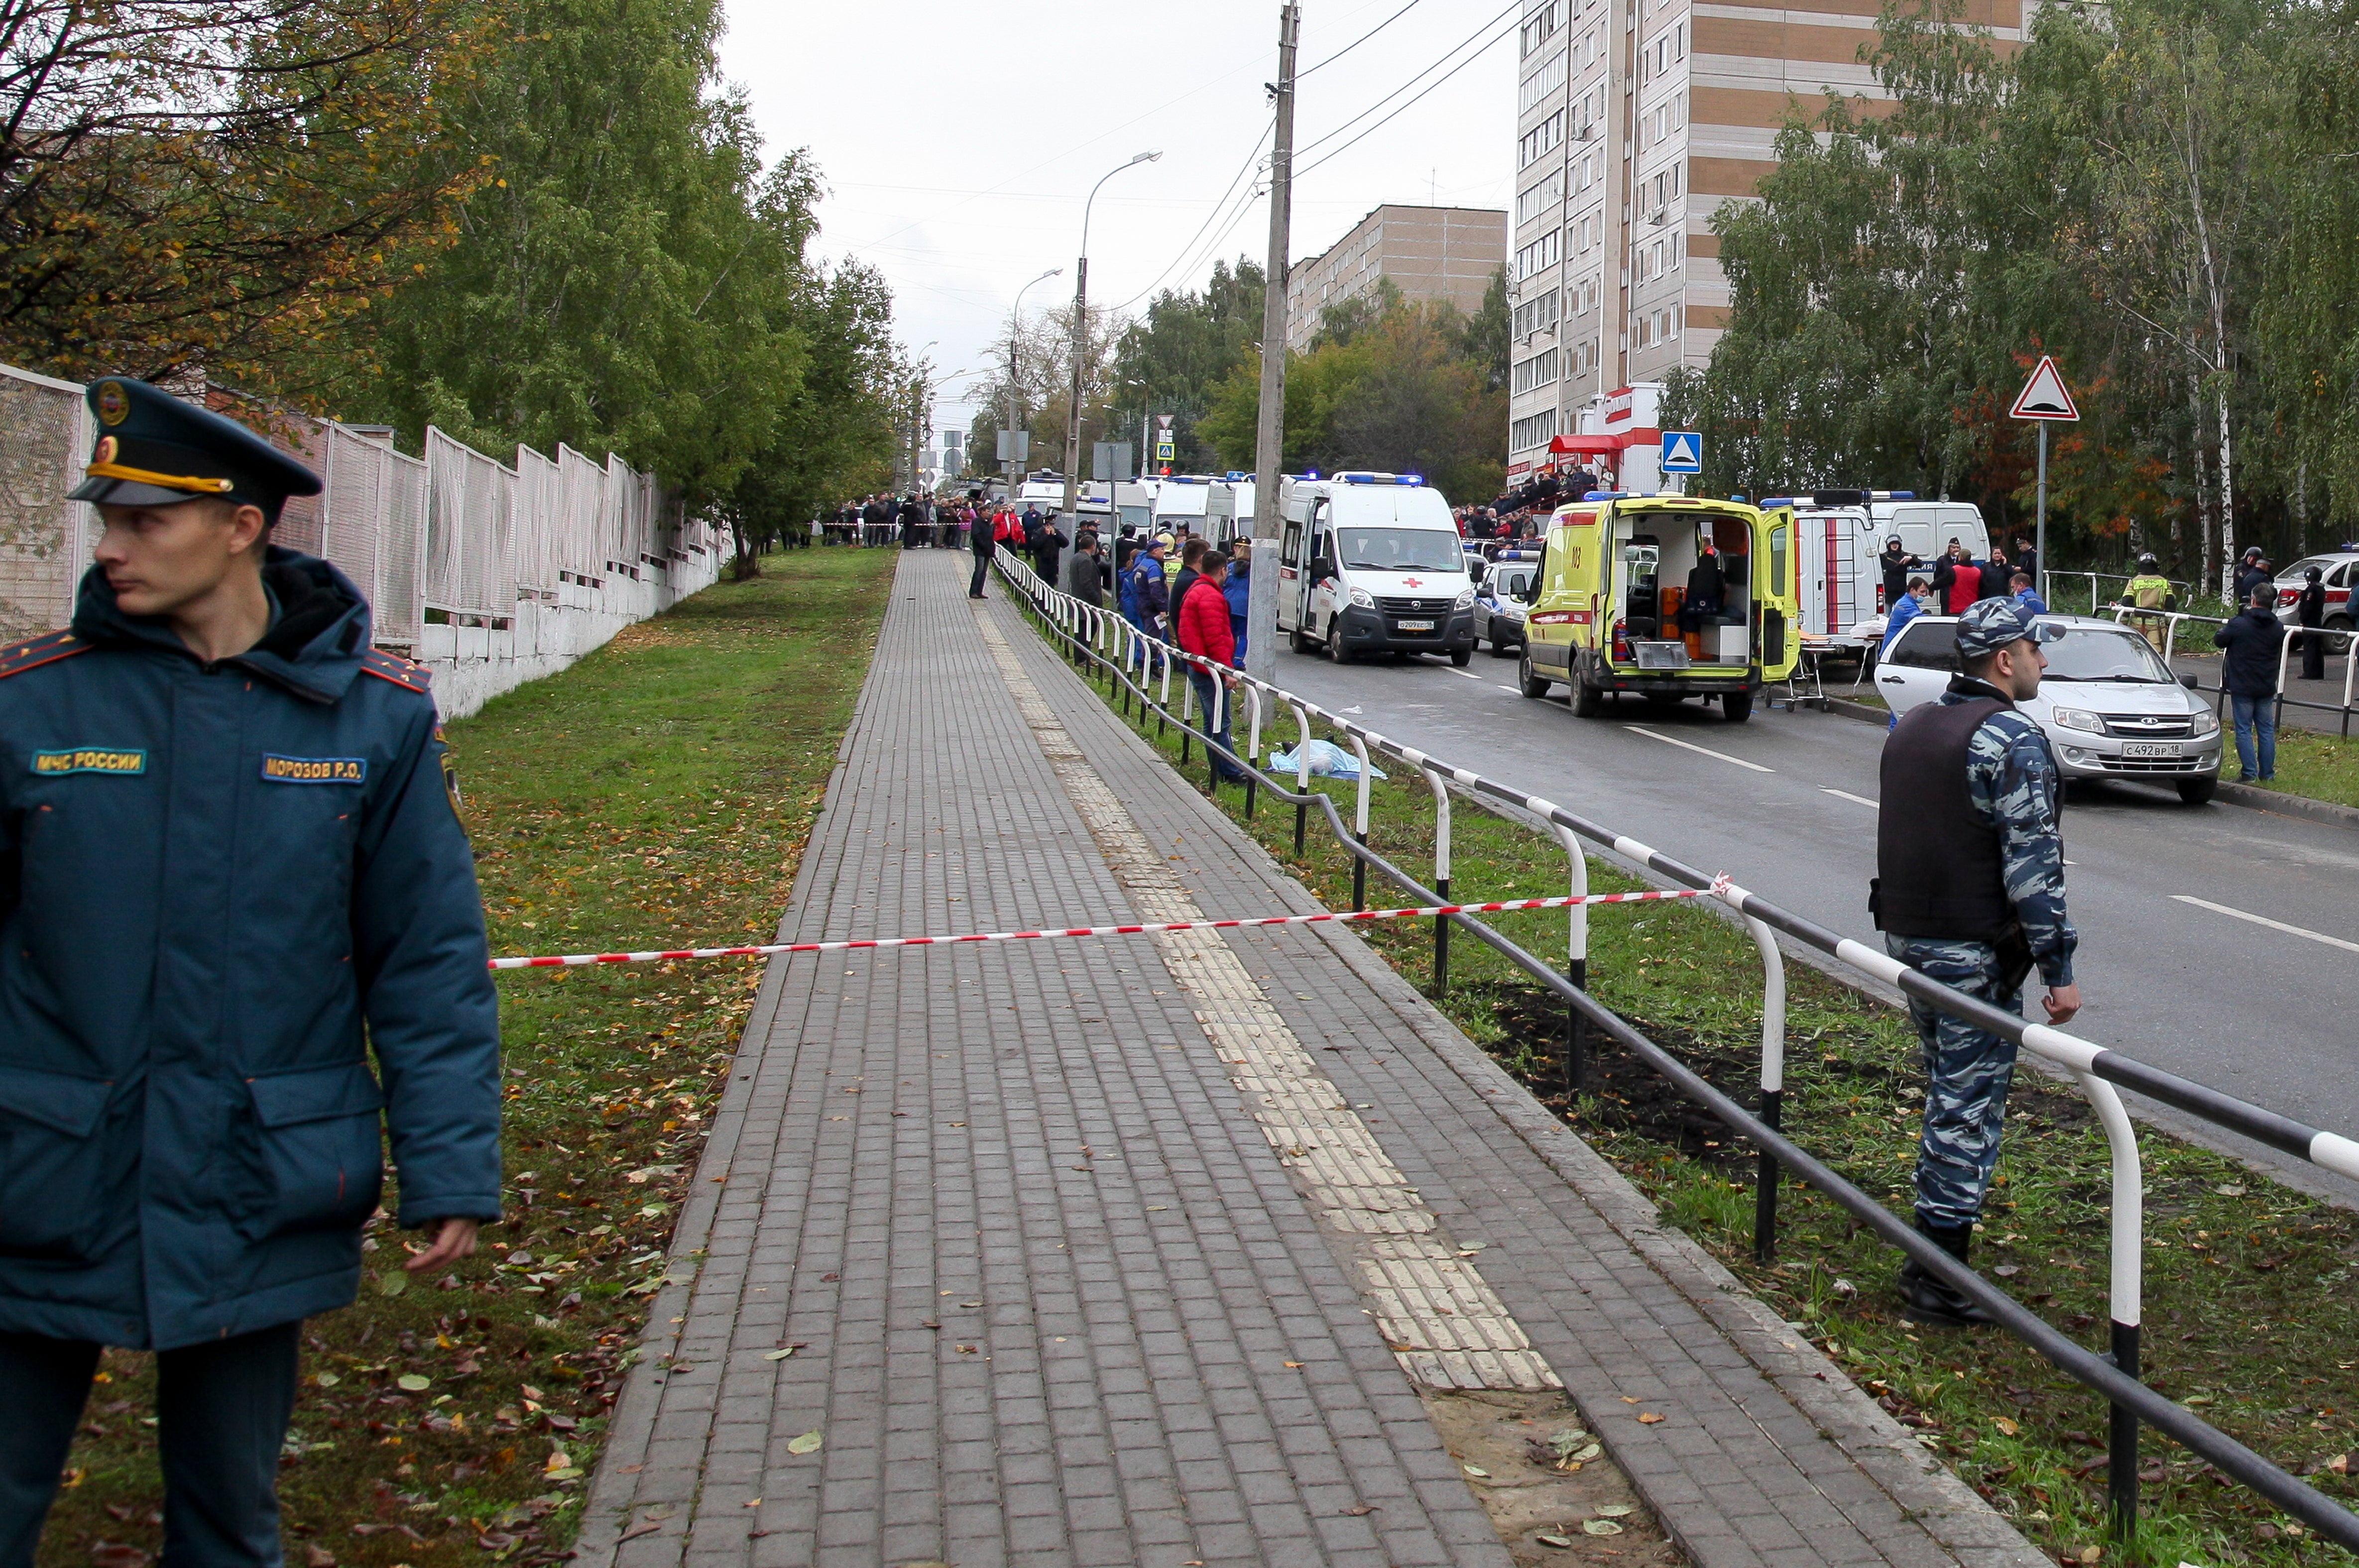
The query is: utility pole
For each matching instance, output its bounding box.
[1244,1,1299,687]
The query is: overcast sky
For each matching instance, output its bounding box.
[718,1,1518,437]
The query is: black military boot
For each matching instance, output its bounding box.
[1896,1218,1996,1329]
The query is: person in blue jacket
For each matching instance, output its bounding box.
[1223,540,1252,663]
[1115,538,1142,632]
[0,378,501,1568]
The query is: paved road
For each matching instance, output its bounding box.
[1253,643,2359,1165]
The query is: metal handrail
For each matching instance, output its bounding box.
[994,554,2359,1548]
[2109,604,2359,733]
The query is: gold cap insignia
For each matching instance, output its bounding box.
[95,381,129,426]
[93,436,117,465]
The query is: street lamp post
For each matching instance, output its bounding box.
[1005,268,1062,505]
[911,362,984,498]
[905,341,937,496]
[1062,150,1162,520]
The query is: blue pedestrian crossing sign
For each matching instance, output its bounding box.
[1660,430,1703,474]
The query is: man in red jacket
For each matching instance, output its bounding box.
[1176,551,1246,784]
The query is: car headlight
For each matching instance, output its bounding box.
[1347,586,1375,610]
[2190,706,2221,738]
[1453,587,1476,611]
[2049,706,2106,734]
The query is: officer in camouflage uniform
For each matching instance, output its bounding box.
[1872,597,2081,1327]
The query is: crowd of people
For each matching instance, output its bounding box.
[818,492,981,549]
[1450,465,1605,548]
[960,502,1256,784]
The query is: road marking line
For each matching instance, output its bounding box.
[1821,788,1879,808]
[1452,669,1483,679]
[1496,685,1519,694]
[1623,725,1776,773]
[2172,895,2359,955]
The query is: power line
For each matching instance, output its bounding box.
[1137,178,1272,314]
[1112,125,1273,311]
[1109,0,1517,334]
[1295,10,1520,180]
[1295,0,1427,79]
[1136,170,1271,311]
[844,51,1266,259]
[1292,0,1519,161]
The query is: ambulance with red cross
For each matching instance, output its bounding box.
[1275,473,1477,666]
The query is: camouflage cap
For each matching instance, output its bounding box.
[1955,595,2065,659]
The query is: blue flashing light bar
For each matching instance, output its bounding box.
[1582,490,1631,501]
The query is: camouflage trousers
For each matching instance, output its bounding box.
[1887,934,2026,1230]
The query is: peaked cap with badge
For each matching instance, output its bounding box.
[69,375,323,521]
[0,375,500,1355]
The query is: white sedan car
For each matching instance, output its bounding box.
[1875,614,2224,804]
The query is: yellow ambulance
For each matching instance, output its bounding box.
[1514,492,1799,723]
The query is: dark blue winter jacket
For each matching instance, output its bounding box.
[1223,562,1251,659]
[0,549,500,1349]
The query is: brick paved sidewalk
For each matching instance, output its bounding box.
[572,551,2047,1568]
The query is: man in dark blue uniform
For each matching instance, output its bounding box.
[0,378,501,1568]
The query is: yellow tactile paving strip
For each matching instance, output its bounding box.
[977,609,1559,1394]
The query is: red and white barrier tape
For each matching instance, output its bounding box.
[487,884,1727,970]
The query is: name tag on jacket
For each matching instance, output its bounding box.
[260,755,368,784]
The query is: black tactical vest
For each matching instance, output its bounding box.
[1873,696,2014,941]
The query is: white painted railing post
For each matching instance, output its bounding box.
[2072,1071,2145,1541]
[1423,767,1454,993]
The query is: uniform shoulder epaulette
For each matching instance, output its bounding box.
[359,647,432,693]
[0,629,93,681]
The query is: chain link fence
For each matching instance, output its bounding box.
[0,360,723,711]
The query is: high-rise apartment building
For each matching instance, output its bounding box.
[1503,0,2030,480]
[1285,204,1507,356]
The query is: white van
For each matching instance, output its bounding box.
[1206,476,1257,545]
[1150,475,1214,539]
[1114,480,1158,540]
[1276,473,1475,665]
[1766,488,1991,655]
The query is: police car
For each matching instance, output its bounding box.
[2271,550,2359,652]
[1875,614,2224,804]
[1473,549,1538,656]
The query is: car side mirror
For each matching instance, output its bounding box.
[1311,558,1336,581]
[2181,673,2199,689]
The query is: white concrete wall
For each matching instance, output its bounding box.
[414,550,725,721]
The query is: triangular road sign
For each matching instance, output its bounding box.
[2010,355,2079,421]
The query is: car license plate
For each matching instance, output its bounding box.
[2120,741,2182,758]
[1397,619,1434,632]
